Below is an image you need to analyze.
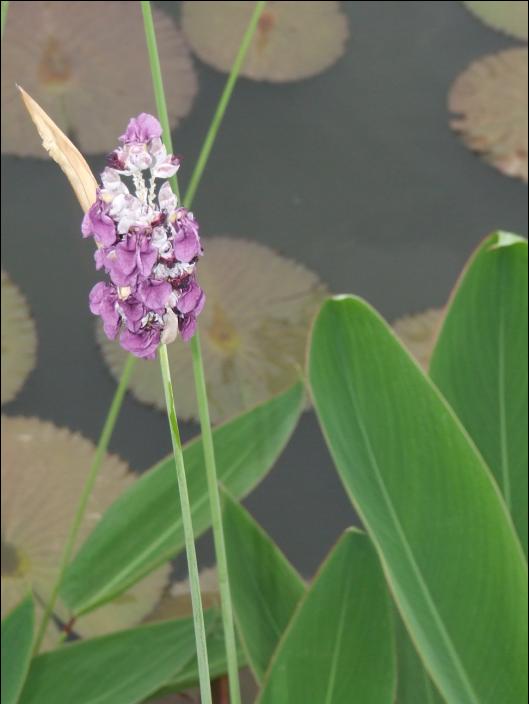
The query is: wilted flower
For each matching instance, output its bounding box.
[83,114,205,359]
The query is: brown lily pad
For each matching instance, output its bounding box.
[449,48,528,182]
[1,416,169,649]
[1,1,198,156]
[181,1,349,82]
[1,272,37,405]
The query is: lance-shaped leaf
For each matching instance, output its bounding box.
[309,296,527,704]
[18,611,217,704]
[61,383,304,615]
[257,529,395,704]
[222,489,305,682]
[1,595,35,704]
[18,86,97,213]
[430,232,528,554]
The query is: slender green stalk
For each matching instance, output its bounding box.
[159,344,212,704]
[1,0,9,38]
[184,0,267,208]
[33,354,136,654]
[140,0,180,200]
[143,3,267,702]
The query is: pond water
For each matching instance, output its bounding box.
[1,0,527,587]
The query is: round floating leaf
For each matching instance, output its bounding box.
[392,308,444,371]
[1,272,37,405]
[182,1,349,82]
[1,1,198,156]
[98,237,327,423]
[463,1,528,41]
[449,48,528,182]
[1,416,169,650]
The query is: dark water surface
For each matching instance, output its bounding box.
[2,1,527,578]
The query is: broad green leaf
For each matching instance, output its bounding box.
[258,529,395,704]
[1,595,35,704]
[61,383,304,615]
[430,232,528,553]
[308,296,527,704]
[222,489,305,683]
[19,611,216,704]
[396,616,445,704]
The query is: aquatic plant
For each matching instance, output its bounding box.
[1,2,527,704]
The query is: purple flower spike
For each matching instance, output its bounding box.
[82,198,117,247]
[82,116,205,358]
[120,113,162,144]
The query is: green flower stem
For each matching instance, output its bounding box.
[140,0,180,200]
[33,354,136,655]
[159,344,212,704]
[184,0,267,208]
[143,3,267,702]
[1,0,9,38]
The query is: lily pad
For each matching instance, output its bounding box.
[449,48,528,182]
[1,1,198,156]
[463,1,528,41]
[182,1,349,82]
[1,272,37,405]
[1,416,169,650]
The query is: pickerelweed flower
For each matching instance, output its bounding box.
[82,114,205,359]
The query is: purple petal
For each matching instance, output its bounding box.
[137,279,172,311]
[177,280,205,315]
[120,327,161,359]
[179,313,197,342]
[119,114,162,144]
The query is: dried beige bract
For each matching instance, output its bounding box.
[2,1,198,156]
[463,1,528,40]
[449,48,528,182]
[18,87,97,213]
[1,416,169,649]
[1,272,37,405]
[182,1,349,82]
[393,308,444,371]
[98,237,327,423]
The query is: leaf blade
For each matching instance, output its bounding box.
[257,530,395,704]
[308,296,527,704]
[18,612,217,704]
[430,232,528,553]
[1,595,35,704]
[61,383,304,615]
[222,489,305,683]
